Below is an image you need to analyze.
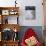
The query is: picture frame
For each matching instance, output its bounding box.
[25,6,36,20]
[2,10,9,15]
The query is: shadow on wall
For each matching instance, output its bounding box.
[18,26,43,44]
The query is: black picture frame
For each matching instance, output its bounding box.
[25,6,36,20]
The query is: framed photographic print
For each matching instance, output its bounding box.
[2,10,9,15]
[25,6,35,20]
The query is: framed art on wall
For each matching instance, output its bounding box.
[2,10,9,15]
[25,6,36,20]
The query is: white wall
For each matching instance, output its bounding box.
[0,0,44,26]
[18,0,44,26]
[0,0,15,7]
